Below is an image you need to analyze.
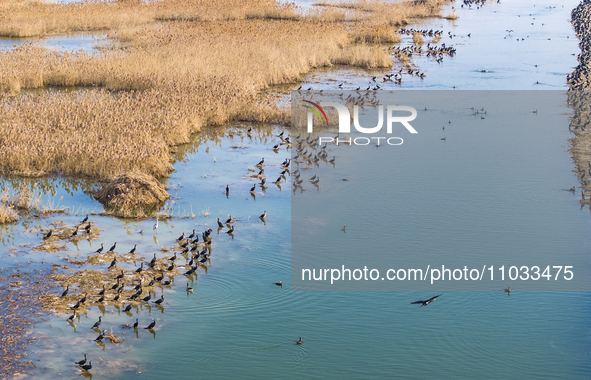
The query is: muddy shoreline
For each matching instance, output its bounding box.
[0,268,55,379]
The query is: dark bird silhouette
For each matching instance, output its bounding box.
[123,304,133,312]
[93,330,106,342]
[115,270,125,280]
[81,215,89,224]
[145,319,156,329]
[274,281,283,286]
[108,242,117,252]
[176,231,185,242]
[411,294,442,307]
[75,353,87,366]
[296,337,303,345]
[67,312,76,322]
[186,283,194,292]
[149,253,157,268]
[135,262,144,274]
[260,211,267,219]
[95,243,104,254]
[98,285,106,296]
[109,256,117,269]
[129,244,137,254]
[133,318,139,329]
[43,230,52,240]
[80,293,87,304]
[80,361,92,371]
[91,316,102,329]
[61,285,69,297]
[153,295,164,305]
[217,218,224,228]
[141,293,152,302]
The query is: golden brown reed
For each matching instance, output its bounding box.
[0,0,445,183]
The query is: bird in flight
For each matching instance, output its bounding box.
[411,294,442,307]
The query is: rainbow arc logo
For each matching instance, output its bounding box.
[303,100,328,124]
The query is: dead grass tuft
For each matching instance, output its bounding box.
[412,32,423,45]
[0,203,18,224]
[93,172,170,218]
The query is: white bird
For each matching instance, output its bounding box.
[153,217,159,233]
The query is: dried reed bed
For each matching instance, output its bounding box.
[0,0,445,182]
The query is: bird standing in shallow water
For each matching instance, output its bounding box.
[123,304,132,312]
[75,353,87,366]
[260,211,267,219]
[80,361,92,372]
[153,295,165,305]
[145,319,156,329]
[61,285,69,297]
[153,217,159,233]
[186,283,194,292]
[95,243,104,254]
[133,318,139,329]
[296,337,303,345]
[91,316,102,330]
[108,242,117,252]
[43,230,52,240]
[129,244,137,254]
[94,330,106,341]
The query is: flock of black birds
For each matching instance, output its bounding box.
[45,124,458,374]
[46,131,299,373]
[59,214,221,372]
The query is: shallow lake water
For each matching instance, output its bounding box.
[0,34,106,54]
[1,0,590,379]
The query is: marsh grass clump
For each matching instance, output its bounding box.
[0,203,18,224]
[0,182,66,219]
[412,32,423,45]
[351,23,401,44]
[93,172,170,218]
[443,10,458,20]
